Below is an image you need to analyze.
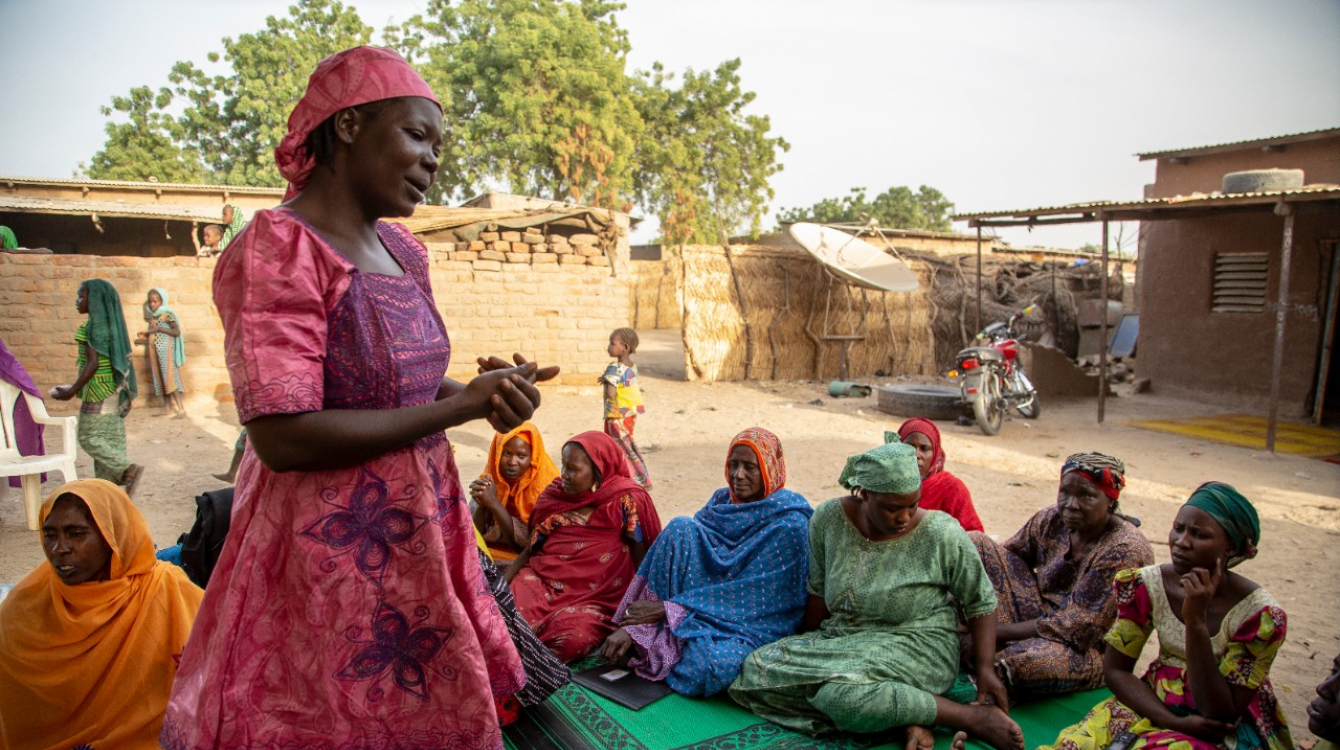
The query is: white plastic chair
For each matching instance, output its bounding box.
[1,381,78,530]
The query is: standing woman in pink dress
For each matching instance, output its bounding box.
[162,46,556,749]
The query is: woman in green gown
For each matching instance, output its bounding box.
[729,435,1024,750]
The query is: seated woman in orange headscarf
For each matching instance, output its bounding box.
[470,421,559,562]
[0,479,203,749]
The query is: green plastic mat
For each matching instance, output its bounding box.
[504,680,1112,750]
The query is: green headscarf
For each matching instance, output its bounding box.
[81,280,137,408]
[1186,482,1260,568]
[219,204,247,250]
[0,226,17,250]
[838,432,921,495]
[143,287,186,367]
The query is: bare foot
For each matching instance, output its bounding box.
[967,705,1023,750]
[211,472,235,484]
[121,464,145,498]
[904,725,934,750]
[951,730,969,750]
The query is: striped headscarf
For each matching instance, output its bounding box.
[1061,452,1125,501]
[1186,482,1260,568]
[218,204,247,250]
[726,427,786,502]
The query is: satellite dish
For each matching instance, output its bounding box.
[788,223,919,292]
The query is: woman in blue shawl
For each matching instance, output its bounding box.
[601,427,812,696]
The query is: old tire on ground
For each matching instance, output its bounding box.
[1221,169,1304,194]
[875,385,963,421]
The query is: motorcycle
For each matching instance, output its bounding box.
[953,305,1041,436]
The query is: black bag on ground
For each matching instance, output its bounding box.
[177,488,234,589]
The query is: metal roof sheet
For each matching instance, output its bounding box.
[0,195,226,222]
[0,175,284,195]
[954,185,1340,223]
[1136,126,1340,160]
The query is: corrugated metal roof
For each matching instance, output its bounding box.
[0,175,284,195]
[955,185,1340,222]
[1136,126,1340,160]
[0,195,225,222]
[0,193,621,236]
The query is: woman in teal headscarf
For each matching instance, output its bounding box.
[219,204,248,250]
[730,434,1022,750]
[138,287,186,418]
[51,280,143,495]
[1043,482,1292,750]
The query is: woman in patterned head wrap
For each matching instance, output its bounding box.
[1044,483,1292,750]
[599,427,813,696]
[967,452,1154,701]
[161,46,558,749]
[730,435,1023,750]
[49,280,143,494]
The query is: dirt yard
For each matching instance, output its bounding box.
[2,330,1336,742]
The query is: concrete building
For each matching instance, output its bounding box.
[956,127,1340,439]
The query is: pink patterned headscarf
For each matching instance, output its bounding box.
[274,46,441,199]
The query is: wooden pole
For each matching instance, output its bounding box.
[975,225,983,334]
[1312,243,1340,424]
[1266,204,1296,452]
[1099,218,1109,424]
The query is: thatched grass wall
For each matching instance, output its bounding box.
[630,257,682,330]
[677,244,938,383]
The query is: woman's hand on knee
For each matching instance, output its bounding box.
[622,600,666,626]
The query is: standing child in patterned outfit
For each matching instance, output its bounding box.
[602,327,651,489]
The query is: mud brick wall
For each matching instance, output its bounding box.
[0,245,630,413]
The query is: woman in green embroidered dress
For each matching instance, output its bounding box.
[50,280,143,495]
[729,435,1023,750]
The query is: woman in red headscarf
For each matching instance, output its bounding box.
[509,431,662,663]
[896,418,983,532]
[161,46,556,749]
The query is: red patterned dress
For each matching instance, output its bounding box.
[162,209,522,749]
[1042,565,1292,750]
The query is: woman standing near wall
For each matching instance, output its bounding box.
[49,279,143,496]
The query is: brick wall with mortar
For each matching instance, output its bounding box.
[0,236,629,414]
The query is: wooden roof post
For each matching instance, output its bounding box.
[1267,202,1296,453]
[975,224,983,334]
[1099,216,1109,424]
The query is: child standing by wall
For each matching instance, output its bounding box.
[602,327,651,489]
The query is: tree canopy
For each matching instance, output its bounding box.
[87,0,371,186]
[87,0,788,241]
[778,185,955,232]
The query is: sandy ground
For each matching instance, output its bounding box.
[2,329,1336,742]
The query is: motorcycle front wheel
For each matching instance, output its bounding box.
[1011,370,1041,419]
[972,371,1004,436]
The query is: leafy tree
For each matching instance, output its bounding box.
[85,86,206,183]
[88,0,372,187]
[633,60,789,245]
[778,185,955,232]
[396,0,642,207]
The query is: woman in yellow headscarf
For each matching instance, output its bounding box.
[470,420,560,562]
[0,479,203,750]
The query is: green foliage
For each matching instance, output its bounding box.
[778,185,955,232]
[86,87,206,183]
[633,60,789,245]
[399,0,642,207]
[88,0,372,187]
[87,0,789,236]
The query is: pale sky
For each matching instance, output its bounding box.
[1,0,1336,251]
